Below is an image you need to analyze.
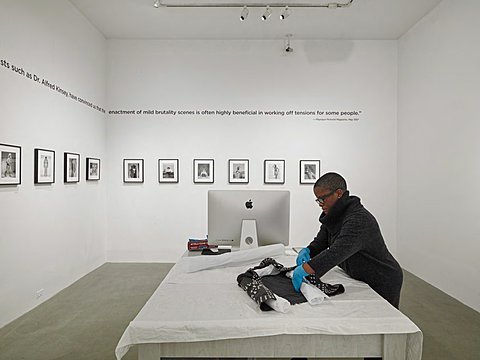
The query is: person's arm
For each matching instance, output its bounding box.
[306,225,329,258]
[307,214,366,278]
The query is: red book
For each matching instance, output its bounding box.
[187,243,217,251]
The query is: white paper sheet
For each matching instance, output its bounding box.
[265,295,291,313]
[283,269,329,306]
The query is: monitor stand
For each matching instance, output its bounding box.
[240,219,258,250]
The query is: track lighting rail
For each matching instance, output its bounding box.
[154,0,353,8]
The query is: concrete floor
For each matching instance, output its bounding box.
[0,263,479,360]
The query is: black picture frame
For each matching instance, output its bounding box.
[64,152,80,183]
[0,143,21,186]
[228,159,249,184]
[299,160,321,184]
[193,159,214,184]
[264,159,285,184]
[86,157,100,181]
[34,148,55,184]
[158,159,179,183]
[123,159,144,183]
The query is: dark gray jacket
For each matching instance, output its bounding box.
[307,191,403,308]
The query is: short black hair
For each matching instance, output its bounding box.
[314,172,347,191]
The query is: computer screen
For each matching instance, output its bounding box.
[208,190,290,247]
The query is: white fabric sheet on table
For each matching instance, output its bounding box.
[115,253,422,360]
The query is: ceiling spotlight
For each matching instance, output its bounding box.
[285,34,293,53]
[280,6,291,20]
[153,0,160,8]
[261,6,272,21]
[240,6,249,21]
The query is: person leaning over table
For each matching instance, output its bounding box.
[292,172,403,309]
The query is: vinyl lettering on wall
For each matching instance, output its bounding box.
[1,57,361,121]
[107,108,362,122]
[0,58,106,114]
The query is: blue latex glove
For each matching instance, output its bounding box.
[296,247,311,266]
[292,264,309,292]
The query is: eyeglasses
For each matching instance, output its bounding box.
[315,190,336,205]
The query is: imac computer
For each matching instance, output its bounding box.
[208,190,290,249]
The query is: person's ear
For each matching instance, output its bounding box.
[335,189,344,198]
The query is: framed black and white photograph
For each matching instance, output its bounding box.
[123,159,144,183]
[158,159,178,183]
[64,152,80,183]
[229,159,249,184]
[86,157,100,181]
[264,159,285,184]
[193,159,214,183]
[0,143,21,186]
[34,148,55,184]
[300,160,321,184]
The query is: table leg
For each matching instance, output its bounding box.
[383,334,407,360]
[138,344,160,360]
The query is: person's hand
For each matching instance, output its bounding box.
[296,247,311,266]
[292,264,309,292]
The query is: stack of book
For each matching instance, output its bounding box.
[187,237,217,251]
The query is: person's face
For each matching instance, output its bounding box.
[314,187,343,215]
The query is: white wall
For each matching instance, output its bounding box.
[0,0,107,327]
[2,0,477,330]
[397,0,480,311]
[106,39,398,262]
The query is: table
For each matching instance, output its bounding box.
[116,247,422,360]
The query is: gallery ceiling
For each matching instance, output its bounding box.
[70,0,443,40]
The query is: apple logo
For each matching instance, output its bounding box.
[245,199,253,209]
